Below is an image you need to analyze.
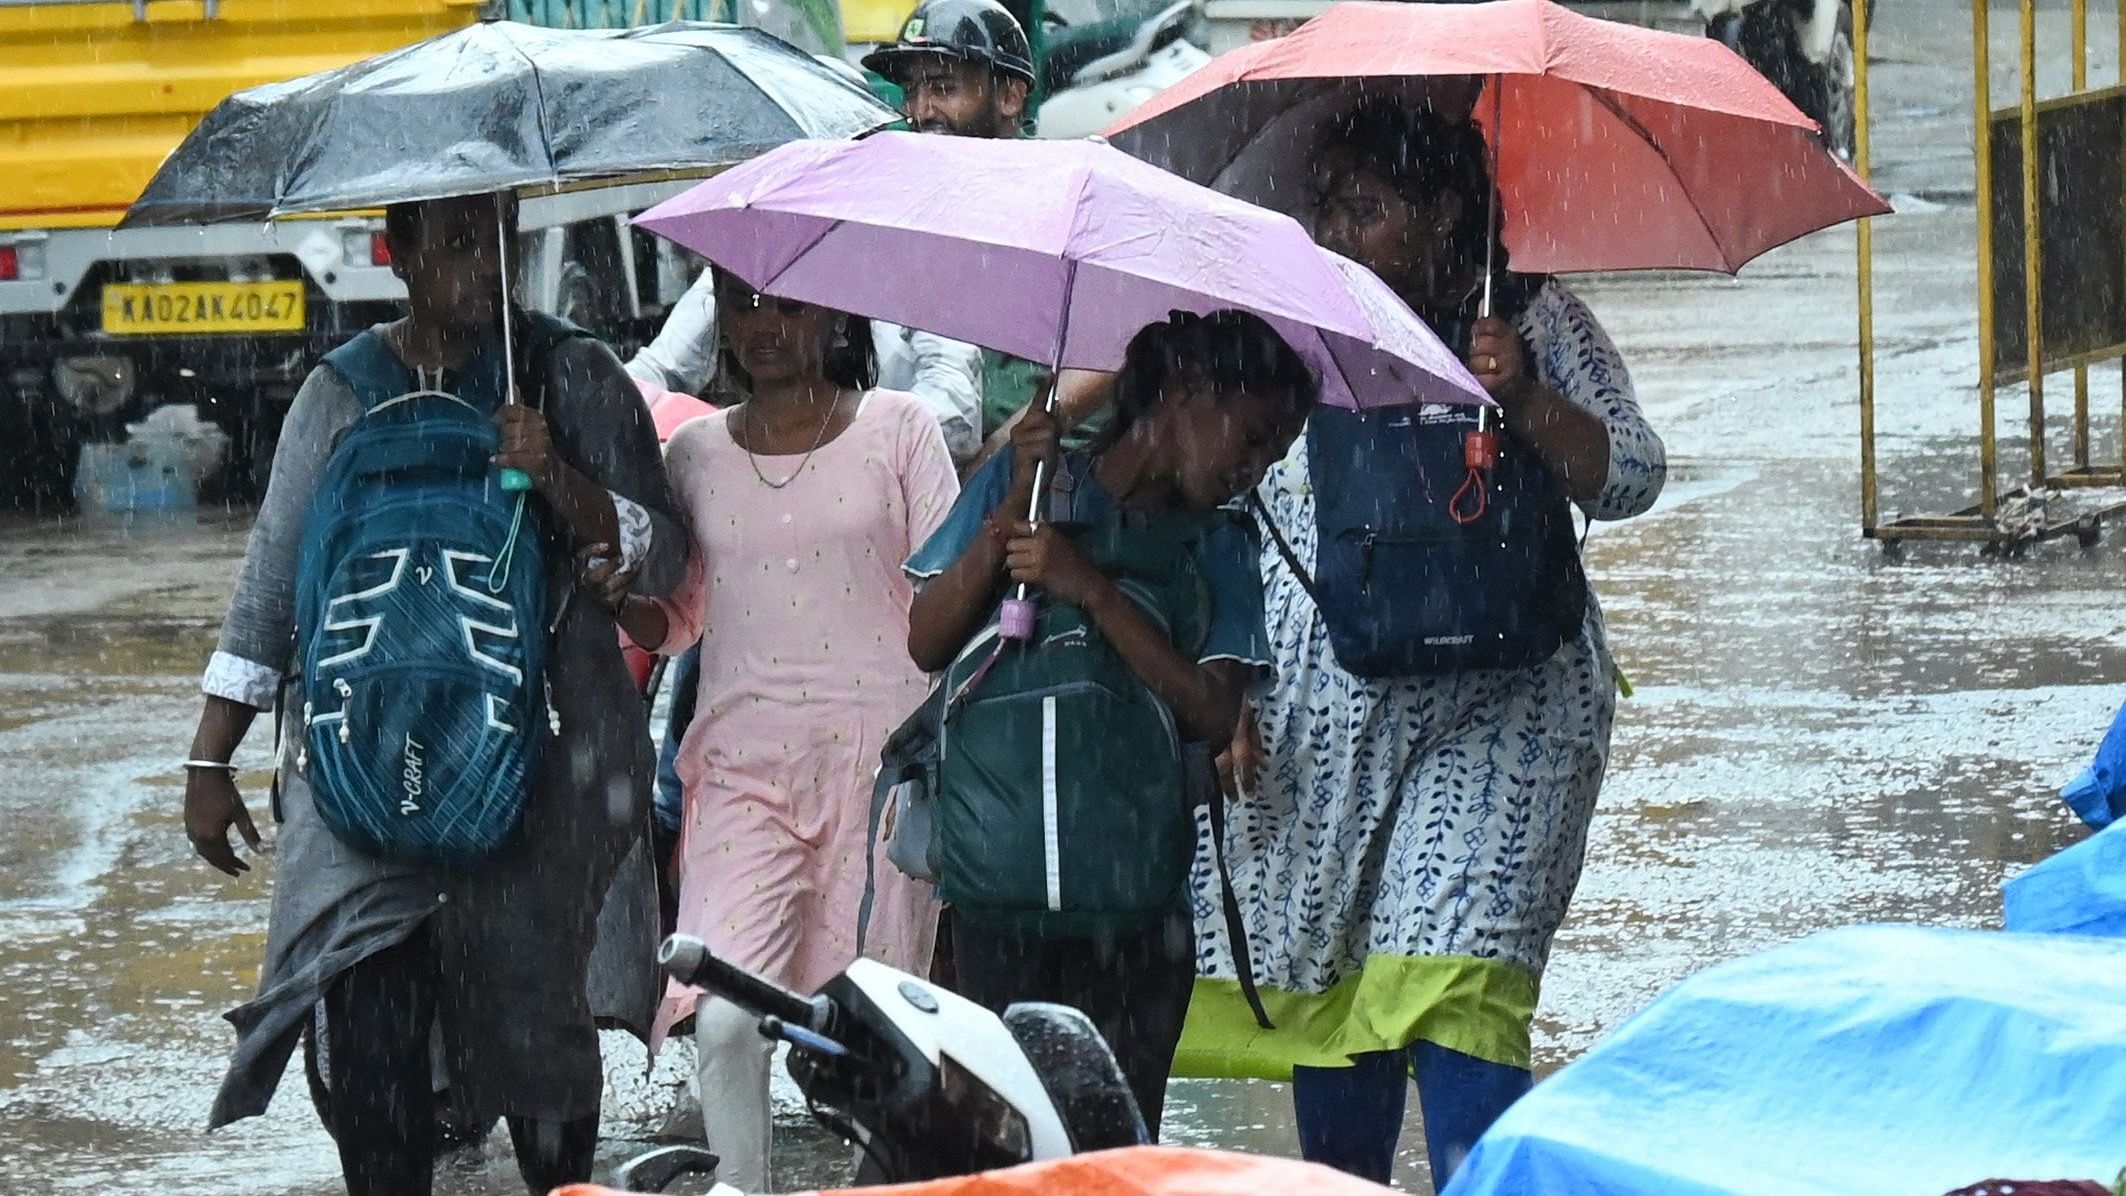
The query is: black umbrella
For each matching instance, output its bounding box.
[121,19,894,488]
[120,20,896,227]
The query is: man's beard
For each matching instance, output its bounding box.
[915,110,1006,138]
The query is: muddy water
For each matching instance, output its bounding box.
[4,0,2121,1190]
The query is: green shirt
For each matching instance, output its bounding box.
[981,349,1109,449]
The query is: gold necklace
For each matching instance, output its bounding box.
[741,391,844,489]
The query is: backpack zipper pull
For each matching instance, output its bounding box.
[333,680,354,744]
[545,678,561,736]
[1358,531,1379,594]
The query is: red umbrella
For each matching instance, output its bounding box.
[1103,0,1890,275]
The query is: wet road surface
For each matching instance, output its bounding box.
[4,0,2121,1189]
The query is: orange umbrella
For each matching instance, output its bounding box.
[554,1146,1400,1196]
[1103,0,1890,276]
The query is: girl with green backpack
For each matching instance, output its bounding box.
[903,309,1315,1134]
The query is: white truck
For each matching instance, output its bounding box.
[0,0,704,511]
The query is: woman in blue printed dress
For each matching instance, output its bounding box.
[1179,102,1667,1187]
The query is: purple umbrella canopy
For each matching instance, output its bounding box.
[634,132,1487,410]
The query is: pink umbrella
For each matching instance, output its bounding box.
[632,131,1487,412]
[1104,0,1891,276]
[637,381,718,442]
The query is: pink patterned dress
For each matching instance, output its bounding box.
[649,388,959,1042]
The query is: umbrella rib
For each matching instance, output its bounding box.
[756,216,849,296]
[1201,79,1329,194]
[498,24,564,189]
[1050,255,1080,377]
[1585,87,1737,273]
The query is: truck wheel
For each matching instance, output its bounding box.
[556,222,630,342]
[555,260,609,335]
[1,384,82,513]
[226,391,300,502]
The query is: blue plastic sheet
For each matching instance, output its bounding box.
[1443,925,2126,1196]
[2061,699,2126,830]
[2004,821,2126,938]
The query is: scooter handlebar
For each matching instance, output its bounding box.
[659,935,825,1030]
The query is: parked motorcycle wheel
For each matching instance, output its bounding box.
[1709,0,1856,161]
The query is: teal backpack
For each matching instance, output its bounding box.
[858,471,1275,1023]
[928,512,1210,939]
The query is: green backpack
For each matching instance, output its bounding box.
[931,512,1211,939]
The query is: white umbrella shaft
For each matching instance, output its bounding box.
[1482,76,1504,320]
[498,200,533,493]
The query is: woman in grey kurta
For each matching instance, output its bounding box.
[179,195,686,1194]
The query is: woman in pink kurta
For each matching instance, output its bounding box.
[604,278,958,1191]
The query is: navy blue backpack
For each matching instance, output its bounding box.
[1258,400,1588,678]
[293,315,582,865]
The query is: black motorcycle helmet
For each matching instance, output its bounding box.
[862,0,1037,87]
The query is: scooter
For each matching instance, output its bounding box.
[1035,0,1211,140]
[1702,0,1857,159]
[611,934,1148,1192]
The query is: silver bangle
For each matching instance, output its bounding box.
[183,759,239,773]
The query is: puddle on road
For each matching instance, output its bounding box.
[5,435,2112,1194]
[6,156,2125,1191]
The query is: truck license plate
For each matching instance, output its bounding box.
[102,281,306,336]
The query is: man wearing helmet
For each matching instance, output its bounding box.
[864,0,1099,456]
[862,0,1036,139]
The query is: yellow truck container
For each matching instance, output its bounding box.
[0,0,478,232]
[0,0,858,511]
[0,0,483,508]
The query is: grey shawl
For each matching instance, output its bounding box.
[207,330,686,1129]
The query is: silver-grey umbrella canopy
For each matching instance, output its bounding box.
[120,20,898,228]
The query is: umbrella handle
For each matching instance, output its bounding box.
[998,449,1049,641]
[998,379,1064,642]
[496,197,534,493]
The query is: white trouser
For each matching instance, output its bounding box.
[695,997,773,1192]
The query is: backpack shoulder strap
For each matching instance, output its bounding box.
[1248,487,1321,605]
[319,329,412,412]
[520,309,593,359]
[857,682,948,952]
[1207,791,1275,1031]
[515,310,598,414]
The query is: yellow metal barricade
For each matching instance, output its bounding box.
[1857,0,2126,548]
